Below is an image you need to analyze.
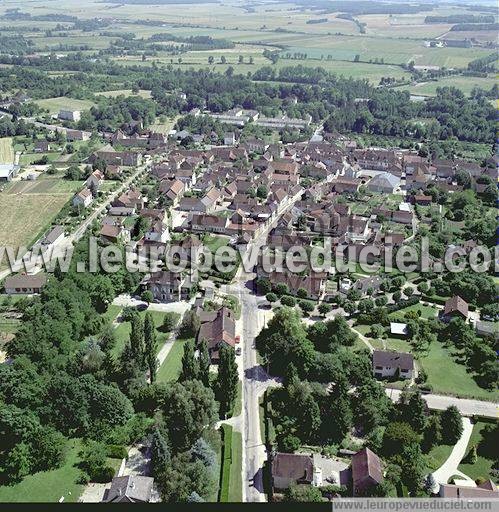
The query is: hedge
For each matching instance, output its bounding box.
[219,424,233,502]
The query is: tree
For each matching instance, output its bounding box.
[298,299,315,316]
[404,390,427,432]
[343,301,356,316]
[274,283,289,296]
[220,56,226,64]
[151,426,171,476]
[280,295,296,307]
[141,290,153,304]
[162,380,218,452]
[297,288,308,299]
[179,310,200,338]
[266,292,278,305]
[382,422,420,457]
[423,414,442,451]
[161,312,180,332]
[318,303,331,317]
[144,312,158,382]
[3,442,31,482]
[180,339,199,382]
[129,314,145,367]
[216,344,238,418]
[256,278,271,295]
[208,56,214,65]
[394,443,426,493]
[198,340,211,387]
[354,380,392,434]
[441,406,463,444]
[284,484,322,502]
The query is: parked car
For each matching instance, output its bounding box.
[235,335,241,344]
[236,347,242,356]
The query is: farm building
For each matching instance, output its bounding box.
[0,164,19,182]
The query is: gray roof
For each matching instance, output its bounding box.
[104,476,154,503]
[42,225,64,245]
[369,172,400,189]
[373,350,414,371]
[0,164,18,178]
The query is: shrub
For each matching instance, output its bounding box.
[280,296,296,307]
[106,444,128,459]
[266,293,278,304]
[297,288,308,299]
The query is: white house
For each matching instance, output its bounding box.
[373,350,415,380]
[72,188,93,208]
[58,109,81,122]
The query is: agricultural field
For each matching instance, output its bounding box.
[399,75,497,97]
[0,188,72,267]
[33,97,96,115]
[0,137,14,164]
[94,89,152,99]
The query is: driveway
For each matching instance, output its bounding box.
[385,388,498,419]
[432,417,473,488]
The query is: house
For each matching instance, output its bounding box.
[372,350,414,380]
[271,453,314,491]
[58,109,81,122]
[103,475,155,503]
[142,271,193,302]
[367,172,401,194]
[441,295,469,322]
[190,214,229,234]
[439,481,499,499]
[113,189,144,210]
[224,132,236,146]
[197,307,236,363]
[72,188,93,208]
[100,224,130,245]
[414,194,432,206]
[351,448,383,496]
[66,129,89,142]
[160,179,184,205]
[86,169,104,190]
[266,270,327,300]
[0,164,19,182]
[4,274,48,294]
[390,322,408,336]
[34,140,50,152]
[41,225,65,247]
[144,221,170,244]
[331,178,360,194]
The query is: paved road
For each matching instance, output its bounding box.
[432,417,473,487]
[386,388,498,419]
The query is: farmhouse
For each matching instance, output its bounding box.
[58,109,81,122]
[441,295,469,322]
[41,225,65,247]
[367,172,401,194]
[72,188,93,208]
[4,274,48,294]
[271,453,314,491]
[142,271,193,302]
[197,307,236,364]
[351,448,383,496]
[0,164,19,182]
[103,475,155,503]
[372,350,415,380]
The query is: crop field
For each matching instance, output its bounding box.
[94,89,152,99]
[3,177,83,195]
[0,138,14,164]
[33,97,96,114]
[0,193,71,266]
[400,75,497,97]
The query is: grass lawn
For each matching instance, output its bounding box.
[391,303,438,320]
[0,439,84,503]
[424,443,454,472]
[228,430,243,502]
[0,137,14,163]
[231,380,242,418]
[420,341,499,401]
[203,234,230,253]
[458,421,497,482]
[95,89,151,99]
[34,97,96,114]
[155,337,191,383]
[111,309,172,358]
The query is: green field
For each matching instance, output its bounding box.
[95,89,152,99]
[156,337,190,383]
[0,192,71,268]
[0,137,14,164]
[400,75,497,97]
[34,97,96,114]
[0,439,84,503]
[458,421,497,482]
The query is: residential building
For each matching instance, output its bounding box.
[271,453,314,491]
[372,350,415,380]
[4,274,48,294]
[367,172,401,194]
[58,109,81,122]
[72,188,93,208]
[103,476,155,503]
[41,225,65,247]
[0,164,19,182]
[441,295,469,322]
[351,448,383,496]
[142,271,193,302]
[197,307,236,363]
